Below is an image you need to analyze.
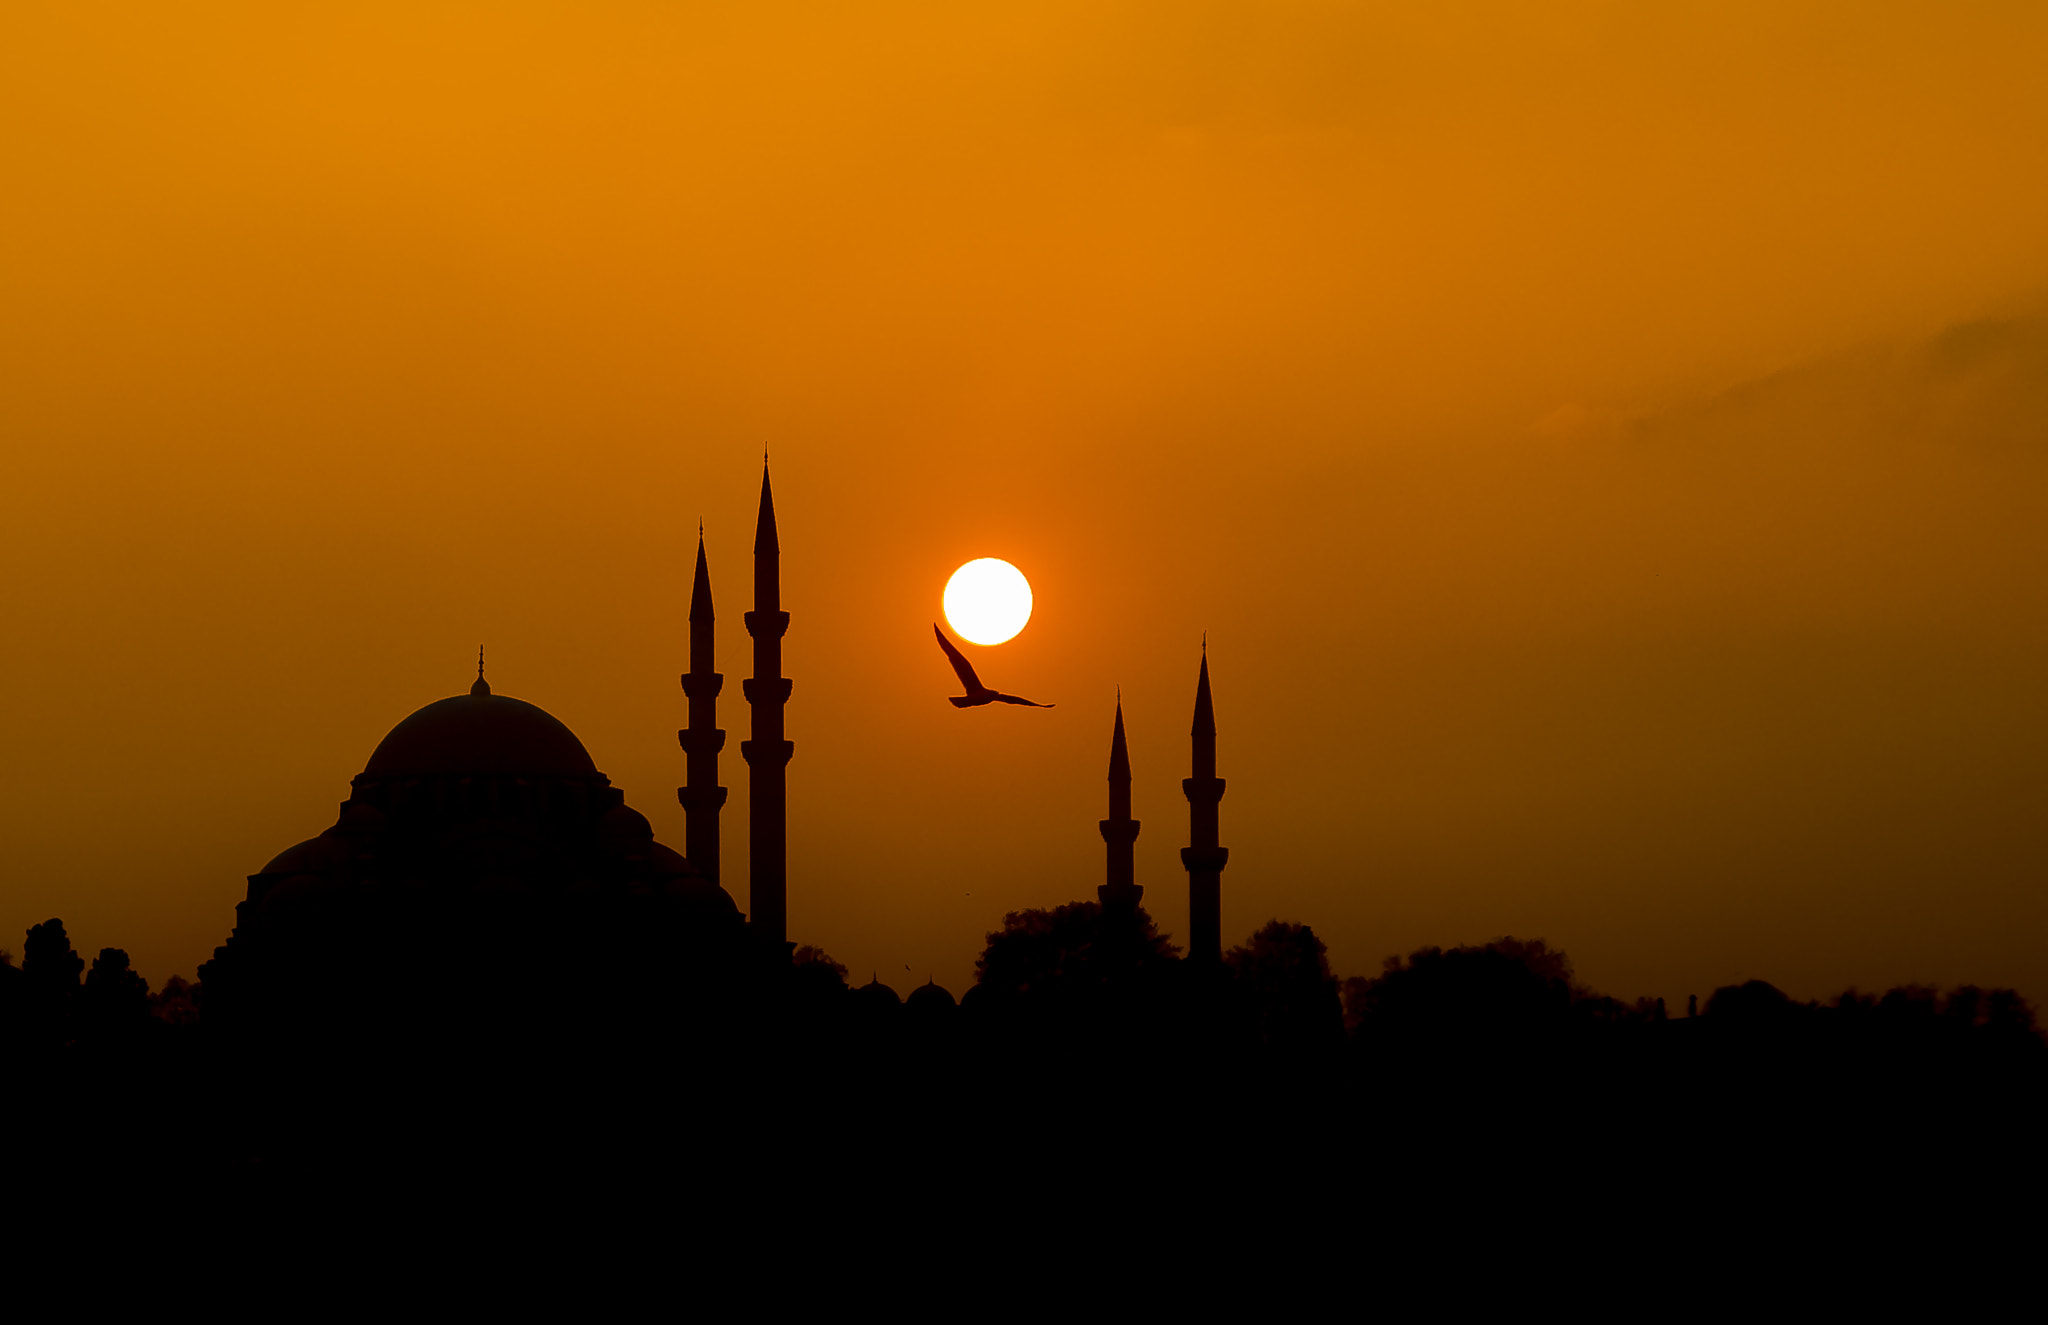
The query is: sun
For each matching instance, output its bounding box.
[943,558,1033,646]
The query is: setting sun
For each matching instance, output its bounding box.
[943,559,1033,646]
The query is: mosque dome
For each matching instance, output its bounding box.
[906,978,956,1011]
[646,841,691,876]
[362,688,598,778]
[257,835,347,877]
[853,976,902,1007]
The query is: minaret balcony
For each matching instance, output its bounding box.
[677,784,730,811]
[742,677,793,704]
[740,738,795,767]
[1180,846,1230,873]
[1099,818,1141,846]
[743,610,790,639]
[1181,776,1227,803]
[677,727,727,755]
[1098,881,1145,908]
[680,671,724,699]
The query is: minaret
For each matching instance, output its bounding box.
[741,464,792,945]
[1099,694,1142,909]
[1181,642,1228,963]
[677,525,727,885]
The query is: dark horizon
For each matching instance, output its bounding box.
[10,2,2048,1021]
[6,453,2041,1080]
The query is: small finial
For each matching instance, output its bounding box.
[1202,631,1207,654]
[471,646,490,697]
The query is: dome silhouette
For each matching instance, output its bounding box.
[257,835,345,877]
[363,692,598,778]
[906,978,956,1011]
[853,975,902,1006]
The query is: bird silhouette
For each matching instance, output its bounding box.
[933,624,1054,708]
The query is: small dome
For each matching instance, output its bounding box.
[257,835,346,877]
[599,804,656,858]
[646,841,691,876]
[1706,980,1797,1022]
[667,874,740,916]
[852,975,902,1006]
[363,692,598,778]
[906,978,957,1011]
[333,802,387,836]
[254,871,348,916]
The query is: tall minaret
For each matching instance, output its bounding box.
[1099,694,1143,909]
[741,464,792,945]
[1181,643,1228,963]
[678,526,727,885]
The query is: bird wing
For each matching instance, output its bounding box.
[933,624,983,691]
[992,692,1054,708]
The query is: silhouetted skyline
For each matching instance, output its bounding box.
[10,4,2048,1011]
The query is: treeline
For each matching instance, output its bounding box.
[4,908,2040,1085]
[0,919,196,1056]
[959,905,2046,1085]
[6,898,2044,1208]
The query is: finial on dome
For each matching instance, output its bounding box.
[472,646,491,697]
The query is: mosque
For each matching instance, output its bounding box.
[202,464,1230,1025]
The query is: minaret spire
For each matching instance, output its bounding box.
[678,526,728,885]
[1099,693,1142,909]
[1181,643,1228,963]
[742,462,793,948]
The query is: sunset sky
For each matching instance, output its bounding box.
[7,1,2048,1007]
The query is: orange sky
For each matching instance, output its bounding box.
[7,1,2048,1006]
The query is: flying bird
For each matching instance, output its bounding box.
[933,624,1054,708]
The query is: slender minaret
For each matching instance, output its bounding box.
[677,525,727,884]
[1099,694,1143,909]
[1181,642,1228,963]
[741,464,792,945]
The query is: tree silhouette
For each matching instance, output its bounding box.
[974,900,1178,1006]
[24,920,82,988]
[22,919,83,1049]
[1825,983,2045,1072]
[1343,935,1577,1059]
[791,943,850,1006]
[1704,979,1799,1023]
[82,947,151,1043]
[1225,920,1342,1051]
[149,975,202,1029]
[0,947,19,1047]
